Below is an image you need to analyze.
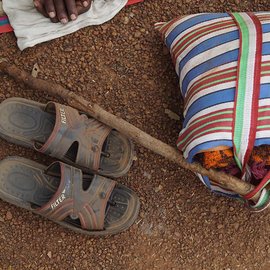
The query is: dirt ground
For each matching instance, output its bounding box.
[1,0,270,269]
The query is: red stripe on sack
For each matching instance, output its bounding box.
[178,125,232,151]
[181,108,233,130]
[186,66,237,99]
[158,16,186,40]
[171,19,234,52]
[256,15,270,21]
[256,115,270,130]
[172,21,235,65]
[258,104,270,110]
[184,70,237,110]
[154,22,165,31]
[178,116,233,149]
[261,62,270,73]
[189,67,237,93]
[258,107,270,119]
[179,109,233,137]
[178,128,233,152]
[244,171,270,200]
[242,13,262,169]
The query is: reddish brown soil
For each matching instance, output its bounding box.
[1,1,270,269]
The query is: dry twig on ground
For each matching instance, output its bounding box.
[0,61,258,201]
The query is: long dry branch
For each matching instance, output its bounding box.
[0,61,259,201]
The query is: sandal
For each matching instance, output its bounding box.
[0,97,134,177]
[0,157,140,235]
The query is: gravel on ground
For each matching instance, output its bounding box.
[1,1,270,269]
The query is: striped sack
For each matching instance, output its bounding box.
[155,12,270,209]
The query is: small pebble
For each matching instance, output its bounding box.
[47,251,52,259]
[6,211,12,220]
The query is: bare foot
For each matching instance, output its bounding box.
[33,0,91,24]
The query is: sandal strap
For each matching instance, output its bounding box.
[37,162,116,230]
[35,102,111,172]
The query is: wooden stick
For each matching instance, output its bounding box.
[0,61,258,200]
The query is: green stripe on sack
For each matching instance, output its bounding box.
[258,116,270,120]
[192,68,237,89]
[259,108,270,112]
[178,126,232,148]
[186,110,233,128]
[231,13,250,169]
[188,76,237,99]
[257,125,270,129]
[261,71,270,75]
[256,190,270,208]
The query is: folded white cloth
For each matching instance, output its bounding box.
[3,0,127,50]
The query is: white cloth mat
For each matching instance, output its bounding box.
[3,0,127,50]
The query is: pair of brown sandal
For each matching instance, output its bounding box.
[0,97,140,236]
